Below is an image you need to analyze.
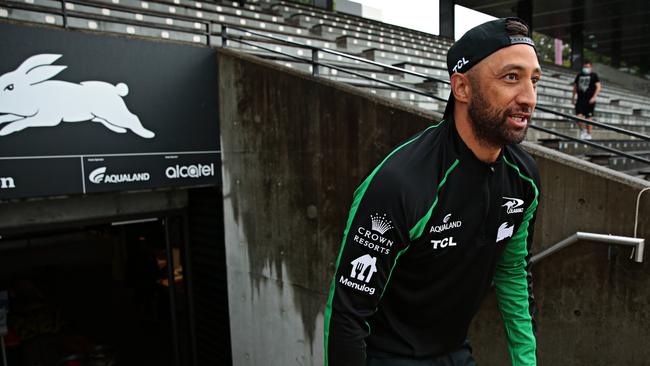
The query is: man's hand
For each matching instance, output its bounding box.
[589,96,597,104]
[571,98,576,105]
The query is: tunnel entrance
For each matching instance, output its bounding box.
[0,216,193,366]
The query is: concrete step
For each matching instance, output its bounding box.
[333,34,447,56]
[269,0,449,48]
[360,48,445,69]
[538,139,650,155]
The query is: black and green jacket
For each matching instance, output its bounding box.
[324,117,540,366]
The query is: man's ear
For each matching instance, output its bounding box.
[450,73,471,104]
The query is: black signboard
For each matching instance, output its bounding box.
[0,22,220,200]
[83,153,220,193]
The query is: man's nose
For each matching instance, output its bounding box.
[516,80,537,108]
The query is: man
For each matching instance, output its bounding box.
[572,60,601,140]
[324,17,541,366]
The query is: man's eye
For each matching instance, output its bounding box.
[505,74,518,81]
[532,77,540,87]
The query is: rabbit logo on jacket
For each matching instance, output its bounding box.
[0,54,155,138]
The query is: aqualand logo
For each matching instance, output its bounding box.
[89,166,150,184]
[430,213,462,233]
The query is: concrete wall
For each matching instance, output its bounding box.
[217,48,650,366]
[470,145,650,366]
[218,49,433,366]
[0,189,188,233]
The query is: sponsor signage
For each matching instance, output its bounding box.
[83,153,220,194]
[0,158,83,198]
[0,22,221,200]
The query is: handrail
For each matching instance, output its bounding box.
[223,26,650,139]
[3,0,650,165]
[530,124,650,164]
[223,24,451,85]
[222,25,650,165]
[228,34,448,102]
[273,0,449,42]
[535,105,650,141]
[530,232,645,264]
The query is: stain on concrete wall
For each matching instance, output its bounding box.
[218,49,433,365]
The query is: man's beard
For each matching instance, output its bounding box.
[467,88,530,148]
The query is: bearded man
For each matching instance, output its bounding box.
[325,17,541,366]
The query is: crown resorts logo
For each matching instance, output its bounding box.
[370,213,393,234]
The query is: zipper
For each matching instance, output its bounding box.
[481,166,495,238]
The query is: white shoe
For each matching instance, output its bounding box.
[585,133,593,140]
[579,130,587,139]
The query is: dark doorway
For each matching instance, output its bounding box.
[0,216,192,366]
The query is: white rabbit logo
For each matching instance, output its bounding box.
[0,54,155,138]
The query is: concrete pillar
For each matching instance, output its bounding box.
[570,24,584,70]
[517,0,533,31]
[610,18,622,68]
[314,0,333,11]
[439,0,454,39]
[570,0,585,70]
[554,38,563,66]
[640,55,649,76]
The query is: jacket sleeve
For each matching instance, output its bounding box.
[493,168,540,366]
[324,168,411,366]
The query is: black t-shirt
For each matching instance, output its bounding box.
[574,72,600,102]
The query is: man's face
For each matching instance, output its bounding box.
[466,44,541,147]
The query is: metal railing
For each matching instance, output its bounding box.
[219,25,650,166]
[2,0,650,166]
[530,232,645,264]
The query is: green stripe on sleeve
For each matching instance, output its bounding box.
[408,159,460,241]
[495,156,539,366]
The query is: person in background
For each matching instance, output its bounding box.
[572,60,601,140]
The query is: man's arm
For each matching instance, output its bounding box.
[324,168,410,366]
[571,84,577,105]
[590,81,602,104]
[493,164,540,366]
